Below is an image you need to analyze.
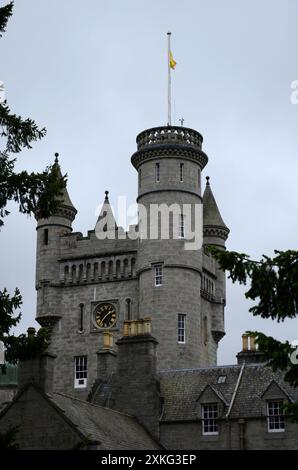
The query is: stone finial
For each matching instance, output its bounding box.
[206,176,210,185]
[105,190,109,202]
[54,152,59,164]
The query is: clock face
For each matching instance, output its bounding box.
[95,303,117,328]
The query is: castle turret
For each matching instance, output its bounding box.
[202,176,229,348]
[131,126,210,369]
[35,153,77,330]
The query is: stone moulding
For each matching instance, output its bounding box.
[131,146,208,170]
[203,225,230,241]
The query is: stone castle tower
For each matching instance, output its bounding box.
[35,126,229,397]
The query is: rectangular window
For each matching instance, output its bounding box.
[178,214,185,238]
[139,169,142,189]
[74,356,87,389]
[178,313,186,343]
[154,265,163,286]
[155,163,160,182]
[267,401,285,432]
[202,403,219,435]
[43,228,49,245]
[180,163,184,182]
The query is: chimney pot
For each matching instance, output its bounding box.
[249,335,256,351]
[242,334,248,351]
[27,327,36,337]
[103,331,113,349]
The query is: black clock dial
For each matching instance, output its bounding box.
[95,303,117,328]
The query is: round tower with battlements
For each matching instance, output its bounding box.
[131,126,228,370]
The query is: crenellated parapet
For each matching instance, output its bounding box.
[136,126,203,150]
[131,126,208,170]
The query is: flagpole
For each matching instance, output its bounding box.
[167,31,171,126]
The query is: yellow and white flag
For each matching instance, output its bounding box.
[169,51,177,70]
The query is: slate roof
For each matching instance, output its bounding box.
[159,364,298,422]
[50,391,161,449]
[202,179,228,229]
[53,157,77,211]
[0,383,161,450]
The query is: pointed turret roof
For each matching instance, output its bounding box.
[53,153,77,212]
[95,190,117,231]
[203,176,228,229]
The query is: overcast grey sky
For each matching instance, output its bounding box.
[1,0,298,365]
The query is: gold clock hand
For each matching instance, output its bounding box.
[100,311,112,325]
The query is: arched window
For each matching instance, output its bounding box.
[100,261,106,280]
[93,262,98,281]
[86,263,91,282]
[71,265,76,283]
[78,264,84,282]
[108,260,113,279]
[131,258,136,277]
[180,163,184,182]
[64,265,69,283]
[78,303,84,332]
[126,298,131,320]
[116,260,121,279]
[203,316,208,346]
[123,259,128,278]
[155,163,160,182]
[43,228,49,245]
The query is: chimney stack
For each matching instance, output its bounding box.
[96,331,117,384]
[109,318,161,440]
[236,333,265,365]
[17,328,56,395]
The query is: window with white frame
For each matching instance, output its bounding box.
[178,313,186,343]
[178,214,185,239]
[267,401,285,432]
[154,264,163,286]
[155,163,160,182]
[74,356,87,388]
[202,403,219,435]
[180,163,184,182]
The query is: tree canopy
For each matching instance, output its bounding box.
[0,2,63,359]
[209,246,298,419]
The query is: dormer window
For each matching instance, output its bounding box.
[202,403,219,435]
[267,401,285,432]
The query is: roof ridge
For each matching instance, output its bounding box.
[53,391,136,419]
[159,364,241,373]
